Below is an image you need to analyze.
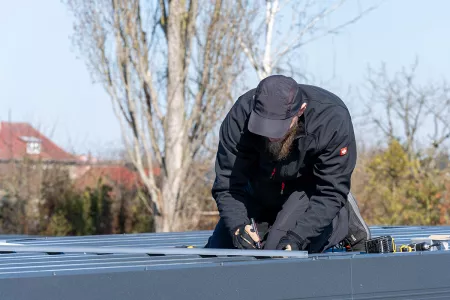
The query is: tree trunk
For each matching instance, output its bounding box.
[154,214,171,232]
[160,0,186,232]
[262,0,278,79]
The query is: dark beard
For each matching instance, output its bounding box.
[266,123,299,161]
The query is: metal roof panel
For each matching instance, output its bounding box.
[1,226,450,299]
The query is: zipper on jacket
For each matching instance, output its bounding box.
[270,167,286,195]
[270,167,276,179]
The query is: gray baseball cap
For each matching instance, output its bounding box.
[248,75,301,139]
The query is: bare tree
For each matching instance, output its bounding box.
[234,0,380,80]
[366,60,450,165]
[65,0,244,232]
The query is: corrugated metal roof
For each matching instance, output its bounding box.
[1,226,450,299]
[0,226,448,278]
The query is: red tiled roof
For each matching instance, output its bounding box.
[74,165,142,190]
[73,164,161,191]
[0,122,77,162]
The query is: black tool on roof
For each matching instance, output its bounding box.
[364,236,396,253]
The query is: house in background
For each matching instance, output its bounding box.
[0,121,159,193]
[0,122,79,164]
[74,164,142,191]
[0,121,82,199]
[0,121,162,235]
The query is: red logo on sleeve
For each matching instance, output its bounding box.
[340,147,348,156]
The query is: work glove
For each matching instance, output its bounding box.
[276,231,306,251]
[232,224,261,249]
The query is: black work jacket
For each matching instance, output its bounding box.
[211,84,357,245]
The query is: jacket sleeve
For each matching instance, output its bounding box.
[289,109,357,247]
[211,97,257,234]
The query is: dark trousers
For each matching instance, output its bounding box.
[205,191,351,253]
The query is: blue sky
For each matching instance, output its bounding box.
[1,0,449,156]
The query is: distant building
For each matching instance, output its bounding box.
[0,121,161,197]
[74,164,161,193]
[0,122,78,163]
[74,165,142,191]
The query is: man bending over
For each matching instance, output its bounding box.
[205,75,370,253]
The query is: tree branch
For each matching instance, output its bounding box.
[296,3,379,49]
[159,0,168,36]
[273,0,346,67]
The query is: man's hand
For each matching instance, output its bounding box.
[276,232,305,251]
[232,224,261,249]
